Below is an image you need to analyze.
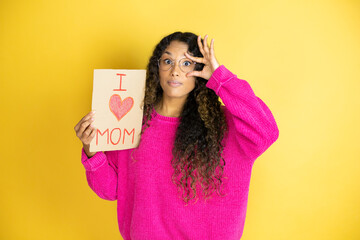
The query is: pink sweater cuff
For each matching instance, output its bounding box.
[81,148,107,171]
[206,65,238,94]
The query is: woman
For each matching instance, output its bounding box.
[74,32,279,240]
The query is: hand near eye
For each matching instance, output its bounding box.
[185,34,220,80]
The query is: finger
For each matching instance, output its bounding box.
[186,70,202,78]
[184,52,205,63]
[197,35,205,56]
[75,111,95,132]
[82,126,93,140]
[81,111,95,123]
[84,127,97,144]
[77,118,94,137]
[203,35,210,54]
[210,38,215,56]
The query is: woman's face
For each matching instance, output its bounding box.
[158,40,196,102]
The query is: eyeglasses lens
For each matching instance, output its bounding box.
[159,58,195,73]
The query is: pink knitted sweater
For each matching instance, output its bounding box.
[81,65,279,240]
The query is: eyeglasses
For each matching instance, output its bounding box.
[158,57,196,73]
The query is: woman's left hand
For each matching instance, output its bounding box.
[185,34,220,80]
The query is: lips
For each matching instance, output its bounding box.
[167,80,182,87]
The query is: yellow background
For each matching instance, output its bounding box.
[1,0,359,239]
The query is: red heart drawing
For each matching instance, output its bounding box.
[109,94,134,121]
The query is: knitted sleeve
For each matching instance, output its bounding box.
[206,65,279,160]
[81,148,118,201]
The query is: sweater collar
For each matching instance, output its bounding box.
[151,107,181,123]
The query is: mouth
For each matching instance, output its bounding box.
[167,80,182,87]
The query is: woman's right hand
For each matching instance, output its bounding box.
[74,111,97,158]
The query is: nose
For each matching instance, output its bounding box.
[170,62,180,76]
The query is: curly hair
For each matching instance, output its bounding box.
[141,32,228,204]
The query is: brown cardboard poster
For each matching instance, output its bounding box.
[89,69,146,152]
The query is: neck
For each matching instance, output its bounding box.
[155,95,187,118]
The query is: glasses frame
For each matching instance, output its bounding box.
[157,57,197,73]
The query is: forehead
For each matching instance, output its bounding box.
[162,41,189,57]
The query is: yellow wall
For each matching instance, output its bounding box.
[1,0,359,239]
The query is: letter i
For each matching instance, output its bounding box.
[114,73,126,91]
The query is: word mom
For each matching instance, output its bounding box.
[96,127,135,146]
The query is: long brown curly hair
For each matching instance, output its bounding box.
[141,32,228,204]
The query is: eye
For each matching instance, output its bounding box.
[163,59,172,65]
[183,60,192,67]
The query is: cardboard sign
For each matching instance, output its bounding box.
[90,69,146,152]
